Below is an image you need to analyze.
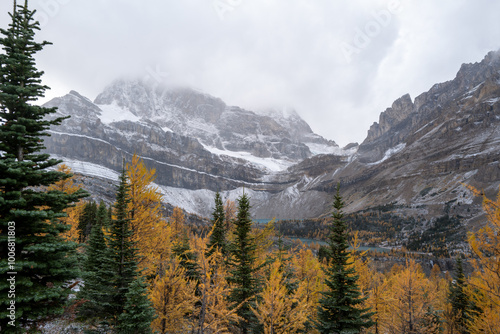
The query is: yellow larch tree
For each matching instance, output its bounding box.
[428,263,448,319]
[381,259,442,333]
[170,206,187,241]
[466,185,500,333]
[349,231,372,296]
[251,220,276,280]
[291,247,324,332]
[126,153,165,275]
[252,258,309,334]
[189,234,241,333]
[150,256,197,334]
[365,269,386,334]
[48,164,86,242]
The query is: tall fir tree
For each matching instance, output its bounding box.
[78,201,97,243]
[78,211,114,321]
[0,1,87,331]
[117,276,156,334]
[227,193,261,334]
[208,191,227,256]
[448,257,475,334]
[108,168,139,323]
[96,200,109,228]
[316,184,374,334]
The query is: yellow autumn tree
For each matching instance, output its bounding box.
[150,222,174,277]
[291,247,324,331]
[150,256,197,334]
[381,259,442,333]
[349,231,372,296]
[252,258,309,334]
[365,269,386,334]
[251,220,276,280]
[189,234,241,333]
[48,164,86,242]
[466,185,500,333]
[170,206,186,241]
[126,153,166,275]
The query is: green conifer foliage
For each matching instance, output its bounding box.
[448,257,477,333]
[0,1,87,330]
[108,168,138,323]
[96,201,109,228]
[208,191,227,256]
[316,184,374,334]
[79,216,114,320]
[117,276,156,334]
[78,201,98,243]
[228,193,261,334]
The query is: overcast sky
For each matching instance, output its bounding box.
[1,0,500,146]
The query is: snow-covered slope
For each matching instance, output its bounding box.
[92,80,339,162]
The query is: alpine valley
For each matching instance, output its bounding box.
[43,51,500,248]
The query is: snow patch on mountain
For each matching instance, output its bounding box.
[52,155,120,180]
[368,143,406,165]
[202,144,293,172]
[97,102,141,124]
[158,185,272,217]
[305,142,357,156]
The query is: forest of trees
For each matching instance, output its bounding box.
[5,155,500,333]
[1,2,500,333]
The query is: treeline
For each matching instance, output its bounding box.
[276,210,419,246]
[277,208,466,256]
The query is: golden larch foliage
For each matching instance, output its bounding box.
[47,164,85,242]
[189,234,241,333]
[466,184,500,333]
[252,258,309,334]
[150,257,196,334]
[291,247,324,330]
[251,220,276,279]
[126,153,166,275]
[380,259,441,333]
[349,231,372,295]
[170,206,186,240]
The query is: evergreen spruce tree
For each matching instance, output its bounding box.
[227,193,261,334]
[316,184,374,334]
[108,168,138,323]
[448,257,476,333]
[208,191,227,256]
[96,200,109,228]
[79,219,114,320]
[78,201,97,243]
[117,276,156,334]
[0,1,87,330]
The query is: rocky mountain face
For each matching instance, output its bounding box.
[43,51,500,230]
[92,80,336,160]
[306,51,500,222]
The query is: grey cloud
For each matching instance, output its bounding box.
[0,0,499,146]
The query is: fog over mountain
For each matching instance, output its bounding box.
[1,0,500,145]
